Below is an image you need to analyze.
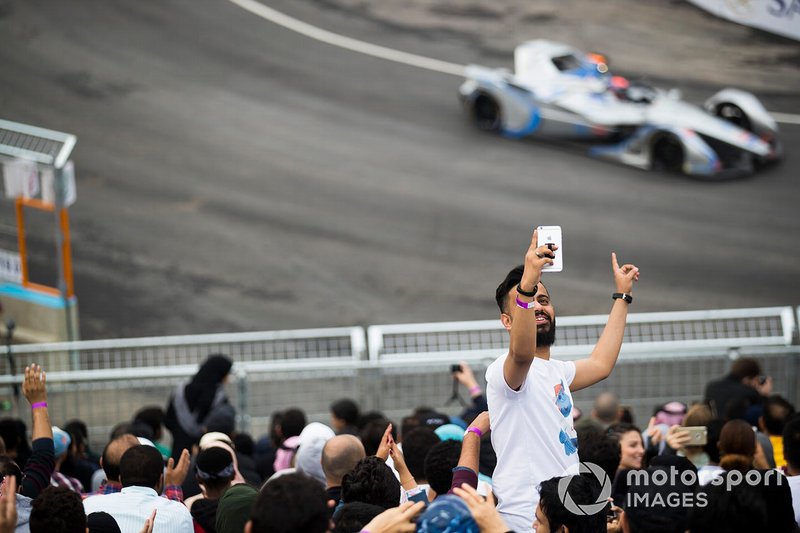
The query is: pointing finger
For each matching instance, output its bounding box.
[611,252,620,271]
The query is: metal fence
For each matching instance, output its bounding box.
[1,307,798,450]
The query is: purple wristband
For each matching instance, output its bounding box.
[31,401,47,409]
[515,295,536,309]
[465,427,482,438]
[468,385,482,396]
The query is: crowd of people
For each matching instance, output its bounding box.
[0,229,798,532]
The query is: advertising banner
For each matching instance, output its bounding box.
[688,0,800,41]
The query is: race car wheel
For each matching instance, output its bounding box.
[716,103,751,132]
[652,135,684,173]
[472,93,502,132]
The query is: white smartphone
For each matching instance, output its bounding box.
[537,225,562,272]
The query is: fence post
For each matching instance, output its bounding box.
[236,368,249,434]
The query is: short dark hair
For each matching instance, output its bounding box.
[401,427,440,481]
[538,475,606,533]
[578,431,620,483]
[280,408,307,439]
[332,502,384,533]
[423,440,461,496]
[783,413,800,468]
[119,445,163,488]
[341,456,400,509]
[331,399,360,426]
[689,480,768,532]
[624,460,696,533]
[250,473,329,533]
[497,265,551,313]
[0,456,22,486]
[762,395,795,435]
[196,447,235,492]
[359,419,395,457]
[133,407,165,440]
[30,486,87,533]
[729,358,761,380]
[232,432,255,457]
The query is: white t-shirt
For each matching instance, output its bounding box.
[787,474,800,527]
[486,353,578,533]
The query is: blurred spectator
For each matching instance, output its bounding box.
[273,408,306,473]
[254,411,282,480]
[341,456,400,509]
[133,407,171,459]
[356,411,388,431]
[782,414,800,526]
[50,426,83,492]
[423,440,461,500]
[759,395,795,468]
[0,418,31,468]
[183,432,247,499]
[578,430,620,484]
[609,423,645,471]
[652,401,687,427]
[451,361,488,425]
[331,502,384,533]
[330,399,360,436]
[231,433,254,459]
[295,423,335,485]
[690,481,769,533]
[165,354,233,460]
[30,486,86,533]
[718,419,762,472]
[246,473,329,533]
[322,435,366,506]
[704,357,771,420]
[88,434,139,496]
[215,484,257,533]
[400,428,440,494]
[535,475,606,533]
[187,447,236,533]
[86,512,122,533]
[359,419,395,457]
[61,420,101,491]
[697,418,725,485]
[83,445,193,532]
[575,392,620,435]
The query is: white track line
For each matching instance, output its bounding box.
[229,0,800,125]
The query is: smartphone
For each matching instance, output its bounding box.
[681,426,708,446]
[537,226,563,272]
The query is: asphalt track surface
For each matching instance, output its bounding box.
[1,0,799,339]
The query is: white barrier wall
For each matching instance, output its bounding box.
[688,0,800,41]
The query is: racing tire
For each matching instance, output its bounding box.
[715,103,751,132]
[471,92,502,132]
[651,135,684,174]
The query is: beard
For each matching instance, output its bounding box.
[536,315,556,347]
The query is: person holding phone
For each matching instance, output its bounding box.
[485,227,639,532]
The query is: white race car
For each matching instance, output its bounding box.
[459,40,782,179]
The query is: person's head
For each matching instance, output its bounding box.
[423,440,461,497]
[64,420,90,458]
[0,456,22,490]
[196,447,235,497]
[86,512,122,533]
[133,407,166,441]
[359,419,395,457]
[689,480,768,532]
[216,484,258,533]
[496,265,556,347]
[759,394,795,436]
[296,423,336,485]
[30,486,86,533]
[52,426,72,462]
[592,392,620,424]
[330,399,360,433]
[194,354,233,385]
[784,413,800,471]
[101,434,140,483]
[415,495,478,532]
[331,502,385,533]
[653,401,687,427]
[535,475,606,533]
[728,357,761,386]
[717,419,756,471]
[0,418,24,455]
[623,458,696,533]
[246,473,329,533]
[608,423,644,470]
[341,456,400,509]
[119,445,164,491]
[279,408,307,439]
[232,432,255,458]
[321,435,366,488]
[577,431,621,483]
[401,427,441,482]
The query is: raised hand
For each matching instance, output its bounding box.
[0,476,17,533]
[22,364,47,405]
[611,252,639,294]
[375,423,393,461]
[453,484,509,533]
[139,509,157,533]
[521,228,557,293]
[165,449,191,486]
[361,501,425,533]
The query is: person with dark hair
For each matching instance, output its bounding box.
[215,484,257,533]
[341,456,400,509]
[697,418,725,485]
[165,354,234,460]
[187,447,235,533]
[424,440,461,499]
[134,407,171,459]
[359,419,395,457]
[486,229,639,531]
[450,361,489,425]
[246,472,330,533]
[61,420,101,491]
[536,475,606,533]
[704,357,772,420]
[330,399,360,436]
[271,408,306,472]
[356,411,387,431]
[690,480,769,533]
[578,431,621,484]
[0,418,31,469]
[608,423,645,472]
[86,511,122,533]
[83,445,193,532]
[30,486,86,533]
[759,395,796,468]
[331,502,385,533]
[782,414,800,525]
[400,427,440,493]
[322,435,366,505]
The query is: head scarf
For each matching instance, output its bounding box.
[294,423,335,485]
[185,355,233,421]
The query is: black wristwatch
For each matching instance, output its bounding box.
[612,292,633,304]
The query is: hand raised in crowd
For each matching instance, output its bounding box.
[375,423,393,462]
[0,476,17,533]
[139,509,157,533]
[361,501,425,533]
[453,483,509,533]
[646,417,663,447]
[665,425,691,451]
[611,252,640,294]
[453,361,480,392]
[469,411,490,436]
[387,437,417,490]
[22,364,47,405]
[606,504,624,533]
[165,449,191,486]
[522,228,555,289]
[756,375,773,396]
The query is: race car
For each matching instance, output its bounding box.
[458,40,782,179]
